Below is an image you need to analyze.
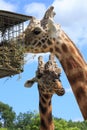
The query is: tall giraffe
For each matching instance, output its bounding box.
[24,54,65,130]
[22,6,87,120]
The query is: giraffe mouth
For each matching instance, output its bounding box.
[56,87,65,96]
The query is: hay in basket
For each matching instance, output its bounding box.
[0,10,32,78]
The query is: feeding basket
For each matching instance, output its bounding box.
[0,10,32,78]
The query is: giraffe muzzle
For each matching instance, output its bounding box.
[56,87,65,96]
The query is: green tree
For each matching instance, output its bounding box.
[0,102,16,128]
[15,112,87,130]
[15,111,40,130]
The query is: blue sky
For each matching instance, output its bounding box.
[0,0,87,121]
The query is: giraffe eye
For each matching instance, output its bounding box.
[33,27,41,35]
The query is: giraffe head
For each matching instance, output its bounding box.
[24,6,61,53]
[24,54,65,96]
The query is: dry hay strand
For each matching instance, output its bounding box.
[0,43,24,78]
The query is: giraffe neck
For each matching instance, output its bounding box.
[38,86,54,130]
[53,31,87,119]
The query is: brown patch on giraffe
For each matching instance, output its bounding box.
[68,76,76,85]
[43,44,47,49]
[75,86,86,101]
[62,43,68,53]
[50,48,53,52]
[38,41,42,47]
[66,57,81,70]
[69,72,84,85]
[41,96,46,104]
[67,60,73,70]
[41,39,45,43]
[47,39,53,45]
[41,118,47,129]
[48,112,52,123]
[45,38,47,41]
[57,41,60,44]
[55,46,61,53]
[44,94,51,99]
[39,102,47,114]
[35,49,39,52]
[77,71,84,81]
[53,38,56,41]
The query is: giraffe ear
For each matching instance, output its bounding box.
[48,18,61,37]
[24,79,35,88]
[48,18,56,31]
[48,18,61,33]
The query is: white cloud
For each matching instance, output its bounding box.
[53,0,87,26]
[0,0,17,11]
[24,2,46,19]
[52,0,87,48]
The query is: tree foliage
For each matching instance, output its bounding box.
[0,102,87,130]
[0,102,16,128]
[15,111,40,130]
[8,113,87,130]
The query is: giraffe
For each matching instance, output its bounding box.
[24,54,65,130]
[23,6,87,120]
